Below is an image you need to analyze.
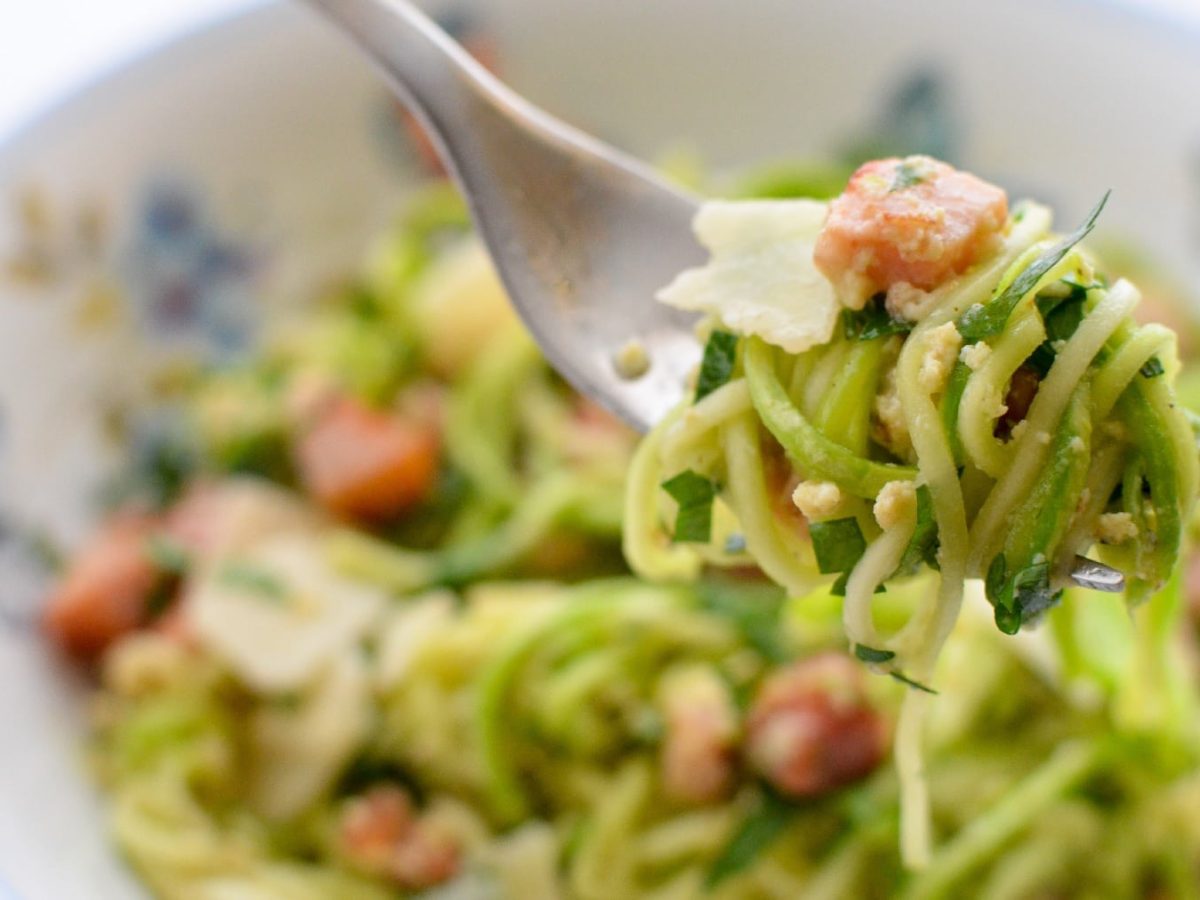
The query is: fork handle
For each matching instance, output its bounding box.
[300,0,627,178]
[298,0,704,432]
[299,0,488,172]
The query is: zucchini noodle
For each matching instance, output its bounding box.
[843,510,915,652]
[1093,324,1175,420]
[661,379,753,460]
[965,280,1139,575]
[720,412,817,595]
[623,407,706,582]
[957,308,1043,477]
[445,333,543,507]
[743,338,916,498]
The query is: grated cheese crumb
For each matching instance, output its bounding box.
[1095,512,1138,544]
[1068,436,1086,454]
[959,341,992,371]
[792,480,844,520]
[874,480,918,530]
[886,281,939,322]
[984,386,1009,421]
[917,322,963,394]
[873,363,914,462]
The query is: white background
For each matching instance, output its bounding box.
[0,0,262,142]
[0,0,1197,143]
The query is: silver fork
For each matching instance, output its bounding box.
[301,0,703,434]
[298,0,1124,594]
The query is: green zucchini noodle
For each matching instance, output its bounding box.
[719,412,817,594]
[623,406,706,582]
[842,506,913,652]
[957,309,1043,477]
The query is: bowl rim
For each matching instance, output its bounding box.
[0,0,274,163]
[1,0,1198,169]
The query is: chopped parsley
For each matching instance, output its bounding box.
[985,553,1061,635]
[889,160,928,192]
[810,517,868,575]
[854,644,896,664]
[144,534,190,575]
[1140,356,1165,379]
[856,645,933,692]
[695,331,739,401]
[895,485,939,574]
[890,671,939,694]
[985,553,1008,607]
[218,562,289,601]
[661,470,718,543]
[842,294,914,341]
[1027,279,1096,377]
[958,192,1110,342]
[810,517,871,596]
[706,791,799,888]
[1037,279,1091,341]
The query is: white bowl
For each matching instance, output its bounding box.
[1,1,1199,896]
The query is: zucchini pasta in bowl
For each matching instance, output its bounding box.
[36,154,1200,900]
[6,0,1200,896]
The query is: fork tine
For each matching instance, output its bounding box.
[1069,555,1125,592]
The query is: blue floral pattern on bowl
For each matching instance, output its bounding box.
[122,179,262,359]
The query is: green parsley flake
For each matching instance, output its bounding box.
[889,160,928,192]
[218,562,289,602]
[890,671,939,694]
[854,644,897,664]
[809,517,867,575]
[706,792,799,888]
[842,294,914,341]
[695,331,740,401]
[662,470,718,543]
[1140,356,1165,379]
[958,191,1110,342]
[144,534,190,575]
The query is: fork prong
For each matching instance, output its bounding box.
[1069,555,1125,592]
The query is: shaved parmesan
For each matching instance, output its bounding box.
[189,533,386,692]
[657,200,837,353]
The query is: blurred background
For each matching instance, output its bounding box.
[0,0,257,141]
[1,0,1198,143]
